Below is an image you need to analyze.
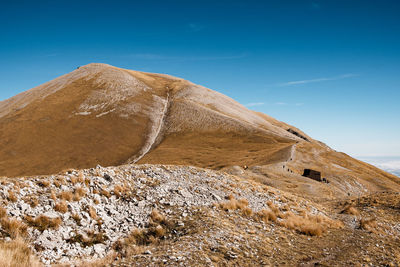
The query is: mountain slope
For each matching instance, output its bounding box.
[0,63,398,199]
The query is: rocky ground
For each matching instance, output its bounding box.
[0,164,399,266]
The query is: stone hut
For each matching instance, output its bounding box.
[302,169,322,182]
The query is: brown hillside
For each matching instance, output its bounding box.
[0,63,398,199]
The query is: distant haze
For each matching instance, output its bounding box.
[359,157,400,177]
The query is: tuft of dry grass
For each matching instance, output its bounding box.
[55,200,68,213]
[359,218,377,233]
[0,218,28,239]
[67,230,108,247]
[59,191,73,201]
[257,209,277,223]
[50,190,57,201]
[25,215,62,232]
[73,186,86,201]
[113,185,123,197]
[77,171,85,183]
[0,238,41,267]
[70,176,78,185]
[72,213,81,225]
[36,180,50,188]
[101,188,111,198]
[154,225,166,237]
[341,205,360,216]
[150,209,165,223]
[0,207,7,218]
[88,207,98,220]
[219,197,253,216]
[279,212,343,236]
[7,190,17,202]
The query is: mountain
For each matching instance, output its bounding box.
[1,63,400,266]
[0,63,399,201]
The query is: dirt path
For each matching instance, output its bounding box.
[130,92,170,163]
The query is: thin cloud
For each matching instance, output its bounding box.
[278,74,358,87]
[245,102,264,107]
[275,102,287,105]
[187,23,205,32]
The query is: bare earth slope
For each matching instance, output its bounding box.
[0,63,399,200]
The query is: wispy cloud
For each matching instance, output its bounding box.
[244,102,264,107]
[278,73,358,87]
[187,23,205,32]
[275,102,287,105]
[128,53,247,62]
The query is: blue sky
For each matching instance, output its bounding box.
[1,0,399,157]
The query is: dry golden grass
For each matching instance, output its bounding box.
[0,207,6,218]
[25,215,62,232]
[341,205,360,216]
[55,200,68,213]
[88,207,98,220]
[7,190,17,202]
[219,197,253,217]
[36,180,50,188]
[154,225,166,237]
[70,176,78,185]
[257,209,277,223]
[73,186,86,201]
[72,213,81,225]
[0,238,41,267]
[359,218,377,232]
[150,209,165,223]
[77,171,85,183]
[279,212,343,236]
[101,188,111,198]
[113,185,123,197]
[50,190,57,201]
[0,218,28,239]
[59,191,73,201]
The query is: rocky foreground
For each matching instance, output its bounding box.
[0,164,399,266]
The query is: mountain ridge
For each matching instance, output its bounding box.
[0,63,398,201]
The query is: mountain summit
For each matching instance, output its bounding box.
[0,63,398,199]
